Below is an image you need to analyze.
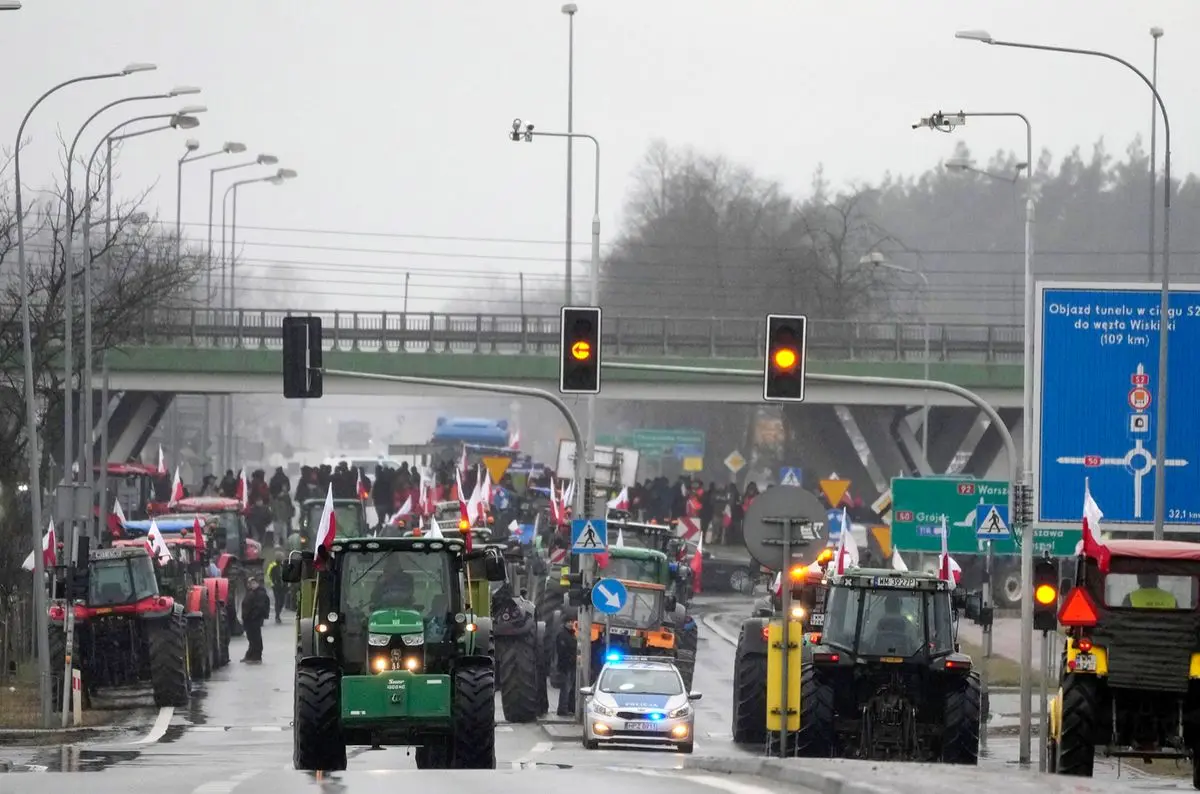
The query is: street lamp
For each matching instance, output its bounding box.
[86,111,202,552]
[0,2,21,8]
[177,139,246,475]
[944,157,1026,183]
[510,116,598,714]
[12,61,157,728]
[59,84,198,541]
[561,2,577,305]
[955,30,1173,543]
[1148,27,1164,281]
[861,252,931,463]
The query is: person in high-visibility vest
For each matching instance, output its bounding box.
[1123,573,1178,609]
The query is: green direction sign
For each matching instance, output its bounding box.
[890,477,1079,557]
[630,428,706,457]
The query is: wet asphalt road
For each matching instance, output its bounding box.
[1,595,1194,793]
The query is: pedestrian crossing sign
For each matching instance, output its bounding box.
[571,517,608,554]
[779,466,803,487]
[975,504,1010,539]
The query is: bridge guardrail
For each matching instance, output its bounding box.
[124,309,1023,363]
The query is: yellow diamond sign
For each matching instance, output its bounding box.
[723,450,746,473]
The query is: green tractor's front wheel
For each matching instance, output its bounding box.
[450,666,496,769]
[294,667,347,771]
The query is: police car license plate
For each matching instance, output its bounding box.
[1074,653,1096,672]
[625,721,657,731]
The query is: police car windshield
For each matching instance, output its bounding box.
[598,667,683,696]
[1106,572,1195,609]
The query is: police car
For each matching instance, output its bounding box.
[580,653,701,753]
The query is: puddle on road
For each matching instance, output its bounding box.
[18,745,142,772]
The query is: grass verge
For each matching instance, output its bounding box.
[0,663,116,733]
[958,639,1052,688]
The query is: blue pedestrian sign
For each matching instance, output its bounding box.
[1036,283,1200,528]
[826,509,845,538]
[779,467,803,487]
[571,517,608,554]
[591,578,628,614]
[975,504,1010,540]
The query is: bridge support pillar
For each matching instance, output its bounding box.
[783,403,877,503]
[97,391,173,464]
[849,406,914,490]
[965,409,1023,480]
[922,407,983,474]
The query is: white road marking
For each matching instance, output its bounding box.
[191,770,261,794]
[611,767,779,794]
[531,741,552,753]
[251,726,286,732]
[137,706,174,744]
[496,725,515,732]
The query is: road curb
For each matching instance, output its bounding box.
[684,756,890,793]
[702,614,739,647]
[541,721,583,740]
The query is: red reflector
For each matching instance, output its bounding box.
[946,659,971,671]
[813,652,839,664]
[1077,638,1093,652]
[1058,587,1100,627]
[761,626,770,641]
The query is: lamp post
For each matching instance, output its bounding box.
[178,140,246,475]
[510,118,599,716]
[862,253,930,461]
[91,113,203,549]
[917,104,1037,764]
[13,62,157,728]
[1148,27,1163,281]
[561,2,577,305]
[208,154,278,470]
[955,32,1172,544]
[221,169,297,466]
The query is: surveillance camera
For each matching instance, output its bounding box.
[525,124,534,133]
[512,118,522,132]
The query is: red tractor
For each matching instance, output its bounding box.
[48,545,190,709]
[94,462,170,524]
[169,497,262,636]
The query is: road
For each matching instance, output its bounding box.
[0,595,1192,794]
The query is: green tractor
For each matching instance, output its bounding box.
[284,535,507,770]
[289,498,370,552]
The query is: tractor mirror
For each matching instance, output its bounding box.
[281,557,305,583]
[483,550,507,582]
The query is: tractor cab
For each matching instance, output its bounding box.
[283,536,507,770]
[170,497,261,574]
[96,462,168,523]
[79,546,163,612]
[584,580,683,680]
[293,498,369,551]
[1048,538,1200,786]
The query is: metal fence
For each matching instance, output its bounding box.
[125,309,1024,363]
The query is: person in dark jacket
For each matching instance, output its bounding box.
[555,624,577,716]
[241,577,271,662]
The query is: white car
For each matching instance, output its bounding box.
[581,655,700,753]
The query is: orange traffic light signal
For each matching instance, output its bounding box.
[1033,558,1059,632]
[763,314,808,402]
[1034,584,1057,605]
[560,306,601,394]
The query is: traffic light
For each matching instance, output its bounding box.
[282,316,323,399]
[1033,558,1059,632]
[559,306,601,394]
[763,314,808,402]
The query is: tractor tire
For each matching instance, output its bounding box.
[496,633,541,723]
[792,664,838,758]
[675,618,698,691]
[941,671,981,764]
[1057,674,1098,778]
[219,609,231,666]
[48,626,66,712]
[148,617,191,707]
[187,619,210,680]
[415,741,452,769]
[535,621,549,716]
[208,612,222,670]
[294,667,346,771]
[731,628,767,745]
[450,666,496,769]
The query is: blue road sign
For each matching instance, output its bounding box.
[779,467,804,487]
[592,578,628,614]
[1037,283,1200,526]
[571,517,608,554]
[975,504,1010,540]
[826,508,845,538]
[510,523,535,545]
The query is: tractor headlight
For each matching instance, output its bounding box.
[668,705,692,719]
[401,634,424,647]
[368,633,390,647]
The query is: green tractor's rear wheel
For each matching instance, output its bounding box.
[450,666,496,769]
[1057,674,1098,778]
[148,617,190,707]
[941,671,981,764]
[294,667,347,771]
[731,626,767,745]
[496,632,541,723]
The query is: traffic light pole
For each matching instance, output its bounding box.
[602,360,1028,755]
[319,368,591,715]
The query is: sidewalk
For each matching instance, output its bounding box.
[959,617,1053,674]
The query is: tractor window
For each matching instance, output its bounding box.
[925,592,955,654]
[858,590,925,657]
[1105,573,1196,610]
[340,551,452,621]
[820,587,861,652]
[305,503,365,538]
[89,557,158,606]
[605,587,662,626]
[603,557,662,585]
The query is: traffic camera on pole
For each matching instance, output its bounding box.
[559,306,601,394]
[282,316,323,399]
[1033,557,1059,632]
[763,314,808,402]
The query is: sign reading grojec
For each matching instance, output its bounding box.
[1036,282,1200,529]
